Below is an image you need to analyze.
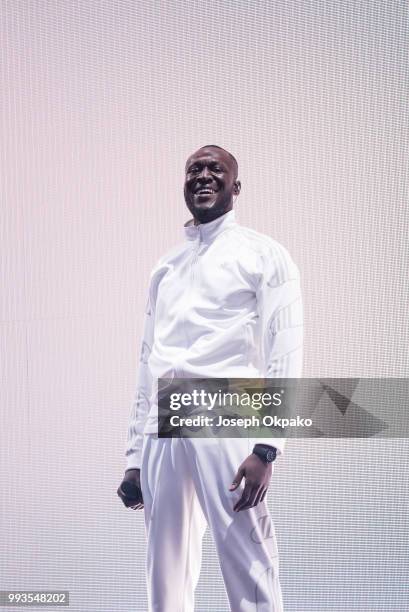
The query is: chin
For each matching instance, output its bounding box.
[193,201,216,211]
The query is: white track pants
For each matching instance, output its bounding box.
[140,434,283,612]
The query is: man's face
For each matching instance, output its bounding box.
[184,147,240,224]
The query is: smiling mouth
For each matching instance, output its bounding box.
[195,188,216,195]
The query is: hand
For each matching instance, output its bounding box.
[229,454,272,512]
[117,468,144,510]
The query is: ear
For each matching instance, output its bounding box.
[233,180,241,196]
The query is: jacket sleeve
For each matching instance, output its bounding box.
[124,290,156,471]
[254,243,303,457]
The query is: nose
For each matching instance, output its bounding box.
[197,166,212,182]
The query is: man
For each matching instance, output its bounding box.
[117,145,303,611]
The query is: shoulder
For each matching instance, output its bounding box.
[151,241,187,271]
[147,241,188,299]
[231,225,300,280]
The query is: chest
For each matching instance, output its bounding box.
[156,242,258,314]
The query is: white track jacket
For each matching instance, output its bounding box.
[125,209,303,470]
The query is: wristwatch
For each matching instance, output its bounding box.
[252,444,277,463]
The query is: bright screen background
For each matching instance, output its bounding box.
[1,1,408,610]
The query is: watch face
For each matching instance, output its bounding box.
[266,450,275,462]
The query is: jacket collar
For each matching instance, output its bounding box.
[183,209,236,243]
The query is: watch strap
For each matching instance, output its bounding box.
[252,444,277,463]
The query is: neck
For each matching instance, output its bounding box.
[184,208,236,243]
[192,206,233,226]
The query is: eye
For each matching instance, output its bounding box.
[212,165,223,172]
[188,166,199,173]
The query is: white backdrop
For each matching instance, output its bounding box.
[1,1,408,610]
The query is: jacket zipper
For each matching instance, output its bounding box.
[175,235,201,377]
[191,246,199,283]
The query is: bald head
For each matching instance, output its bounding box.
[185,145,238,180]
